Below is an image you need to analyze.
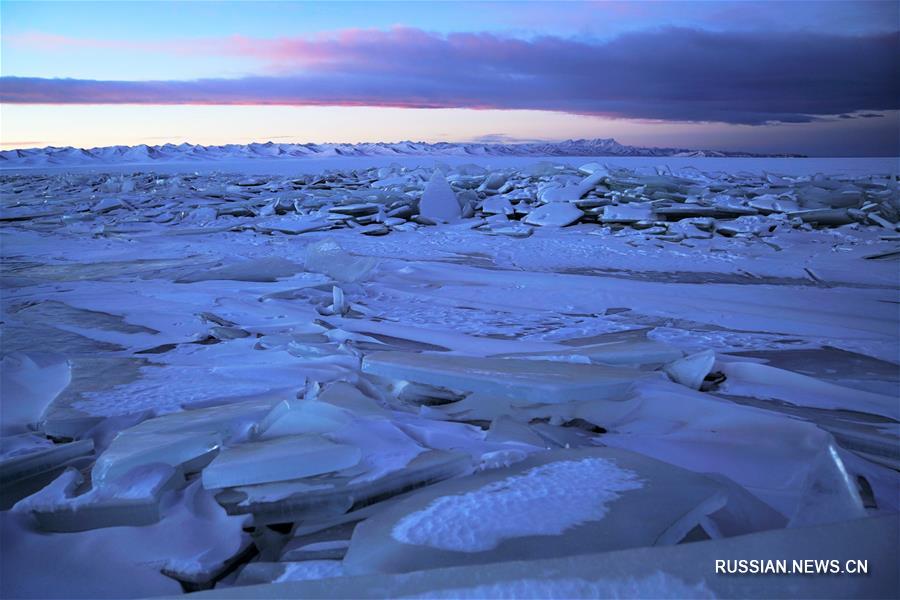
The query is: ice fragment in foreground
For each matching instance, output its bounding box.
[718,360,900,420]
[343,447,778,575]
[177,515,897,599]
[789,444,866,528]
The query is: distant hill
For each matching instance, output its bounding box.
[0,138,804,167]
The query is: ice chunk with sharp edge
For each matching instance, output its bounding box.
[202,435,362,489]
[664,349,715,390]
[789,444,867,528]
[419,171,461,222]
[17,463,183,532]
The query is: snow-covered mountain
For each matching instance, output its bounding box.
[0,138,803,167]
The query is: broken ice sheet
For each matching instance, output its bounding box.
[343,447,780,575]
[362,351,660,405]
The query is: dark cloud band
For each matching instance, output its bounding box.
[2,27,897,124]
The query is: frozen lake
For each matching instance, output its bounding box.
[2,157,898,598]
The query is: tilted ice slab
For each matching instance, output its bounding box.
[214,449,473,525]
[343,447,782,575]
[492,334,683,367]
[15,463,182,532]
[718,360,900,420]
[92,397,277,486]
[362,351,659,405]
[202,435,363,489]
[595,379,847,516]
[664,349,716,390]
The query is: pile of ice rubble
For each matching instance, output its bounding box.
[1,161,898,243]
[1,161,898,599]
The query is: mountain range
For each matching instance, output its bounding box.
[0,138,804,167]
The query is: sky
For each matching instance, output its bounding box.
[1,0,898,156]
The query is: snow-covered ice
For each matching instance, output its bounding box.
[1,154,898,598]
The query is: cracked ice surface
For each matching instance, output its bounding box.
[1,156,898,598]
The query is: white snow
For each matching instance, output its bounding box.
[274,560,345,583]
[391,458,643,551]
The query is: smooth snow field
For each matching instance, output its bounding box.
[1,156,898,598]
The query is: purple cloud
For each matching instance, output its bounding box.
[2,27,897,124]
